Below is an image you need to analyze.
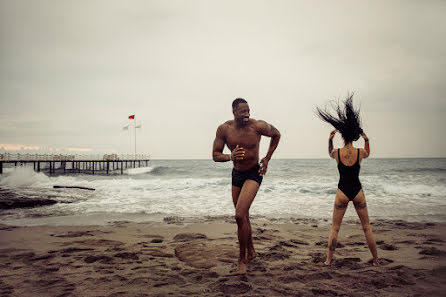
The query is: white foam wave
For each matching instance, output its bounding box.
[0,166,93,189]
[125,166,154,175]
[0,167,51,188]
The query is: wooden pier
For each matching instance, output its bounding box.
[0,153,150,175]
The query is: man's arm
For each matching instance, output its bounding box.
[212,125,231,162]
[258,120,281,160]
[257,120,281,175]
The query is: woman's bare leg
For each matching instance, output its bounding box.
[353,190,379,266]
[325,190,349,265]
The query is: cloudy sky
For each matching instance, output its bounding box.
[1,0,445,159]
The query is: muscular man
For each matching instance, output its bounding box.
[212,98,281,274]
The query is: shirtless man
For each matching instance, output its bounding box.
[212,98,281,274]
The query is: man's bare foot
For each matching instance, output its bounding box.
[236,260,247,274]
[324,259,332,266]
[373,259,380,266]
[246,250,257,263]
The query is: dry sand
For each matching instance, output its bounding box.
[0,217,445,296]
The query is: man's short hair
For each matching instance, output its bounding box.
[232,98,247,110]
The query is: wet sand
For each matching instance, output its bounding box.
[0,217,445,296]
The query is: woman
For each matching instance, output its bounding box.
[317,94,379,266]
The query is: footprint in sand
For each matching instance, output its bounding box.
[175,241,236,269]
[213,277,251,295]
[142,248,173,258]
[332,257,363,269]
[345,241,365,246]
[173,233,207,242]
[290,239,310,246]
[422,237,444,245]
[419,247,446,257]
[379,243,399,250]
[309,252,326,263]
[84,255,114,264]
[396,240,417,244]
[315,240,344,248]
[113,252,140,260]
[258,244,291,261]
[367,257,393,265]
[50,230,98,237]
[138,234,164,244]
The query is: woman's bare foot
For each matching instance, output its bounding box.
[236,259,247,274]
[246,249,257,263]
[324,259,332,266]
[373,258,380,266]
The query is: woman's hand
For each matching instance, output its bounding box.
[329,130,336,140]
[361,132,369,141]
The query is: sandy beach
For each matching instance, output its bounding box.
[0,217,445,297]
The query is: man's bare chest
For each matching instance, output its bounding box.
[226,128,260,150]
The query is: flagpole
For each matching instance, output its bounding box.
[134,118,136,160]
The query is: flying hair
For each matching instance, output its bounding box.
[316,93,363,144]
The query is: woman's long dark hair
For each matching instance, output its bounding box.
[317,94,363,144]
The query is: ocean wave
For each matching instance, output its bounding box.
[140,166,189,176]
[392,167,446,174]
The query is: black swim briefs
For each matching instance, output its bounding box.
[232,164,263,188]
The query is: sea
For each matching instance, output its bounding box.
[0,158,445,226]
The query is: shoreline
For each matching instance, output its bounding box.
[1,218,445,296]
[1,211,445,227]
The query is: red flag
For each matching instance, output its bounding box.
[128,115,135,119]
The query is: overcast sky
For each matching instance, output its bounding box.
[1,0,445,159]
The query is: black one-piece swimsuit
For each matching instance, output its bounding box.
[337,148,362,201]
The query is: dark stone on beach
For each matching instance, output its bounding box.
[0,197,57,209]
[151,238,163,243]
[0,225,17,231]
[173,233,207,242]
[0,188,58,209]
